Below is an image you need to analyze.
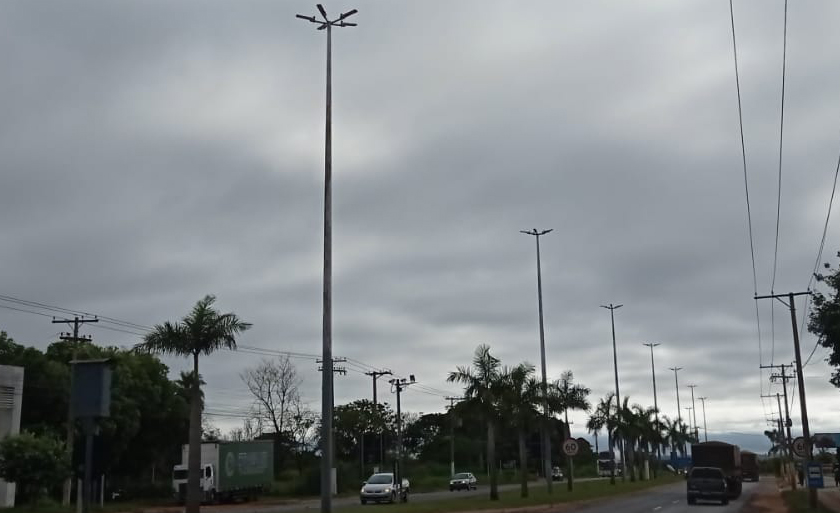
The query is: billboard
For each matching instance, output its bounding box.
[813,433,840,449]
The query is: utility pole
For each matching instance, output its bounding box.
[445,397,463,478]
[52,316,98,506]
[365,370,392,467]
[389,376,416,490]
[762,363,794,454]
[296,5,358,513]
[687,385,699,441]
[601,303,623,484]
[521,228,554,493]
[755,291,814,508]
[763,391,794,489]
[643,343,661,461]
[698,397,708,442]
[317,357,347,492]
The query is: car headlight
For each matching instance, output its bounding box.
[384,488,391,493]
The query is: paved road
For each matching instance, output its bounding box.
[210,478,602,513]
[571,480,765,513]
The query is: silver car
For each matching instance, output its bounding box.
[360,473,408,504]
[449,472,477,491]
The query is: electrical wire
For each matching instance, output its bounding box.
[800,132,840,368]
[770,0,790,367]
[728,0,767,412]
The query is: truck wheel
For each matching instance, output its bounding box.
[722,498,729,505]
[687,497,695,505]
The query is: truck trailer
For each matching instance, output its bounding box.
[172,441,273,503]
[740,451,759,482]
[690,441,742,498]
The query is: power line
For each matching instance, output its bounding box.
[770,0,790,368]
[727,0,766,404]
[800,131,840,368]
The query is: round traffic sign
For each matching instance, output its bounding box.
[792,436,807,458]
[563,439,579,456]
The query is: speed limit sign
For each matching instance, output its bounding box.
[793,437,807,458]
[563,439,579,456]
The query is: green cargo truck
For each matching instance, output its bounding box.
[690,441,742,498]
[172,441,273,503]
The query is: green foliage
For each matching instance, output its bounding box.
[809,253,840,387]
[0,329,191,489]
[0,432,69,504]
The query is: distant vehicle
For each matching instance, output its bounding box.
[740,451,759,482]
[597,451,622,477]
[449,472,477,491]
[360,473,409,504]
[552,466,565,481]
[172,441,273,504]
[686,466,729,505]
[690,441,742,498]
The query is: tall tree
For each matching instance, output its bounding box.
[809,255,840,386]
[241,356,303,473]
[498,363,539,497]
[448,344,504,500]
[548,371,591,489]
[135,295,251,513]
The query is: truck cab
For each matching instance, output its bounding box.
[172,464,218,503]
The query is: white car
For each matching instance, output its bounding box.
[449,472,477,491]
[360,473,409,504]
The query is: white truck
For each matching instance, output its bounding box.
[172,441,273,503]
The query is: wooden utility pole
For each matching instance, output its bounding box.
[365,370,392,467]
[445,397,463,478]
[756,291,814,508]
[52,316,98,506]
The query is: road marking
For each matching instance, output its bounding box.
[653,506,662,511]
[672,500,680,504]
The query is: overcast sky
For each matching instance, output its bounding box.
[2,0,840,444]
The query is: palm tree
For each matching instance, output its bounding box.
[447,344,504,500]
[590,392,618,484]
[613,397,637,481]
[135,295,251,513]
[548,371,591,490]
[499,363,540,498]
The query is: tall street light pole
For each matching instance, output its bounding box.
[669,367,682,455]
[643,343,661,461]
[521,228,554,493]
[687,385,699,441]
[698,397,708,442]
[296,6,358,513]
[600,303,623,484]
[669,367,683,423]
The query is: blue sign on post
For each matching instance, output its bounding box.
[807,462,824,489]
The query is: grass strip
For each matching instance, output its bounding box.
[782,490,834,513]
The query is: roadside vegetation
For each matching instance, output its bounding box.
[2,302,698,510]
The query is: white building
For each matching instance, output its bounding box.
[0,365,24,508]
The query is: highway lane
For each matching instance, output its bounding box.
[571,480,765,513]
[209,478,603,513]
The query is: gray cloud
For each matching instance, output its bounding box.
[2,0,840,439]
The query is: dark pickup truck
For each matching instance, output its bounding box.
[687,467,729,505]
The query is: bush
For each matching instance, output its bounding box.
[0,432,69,505]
